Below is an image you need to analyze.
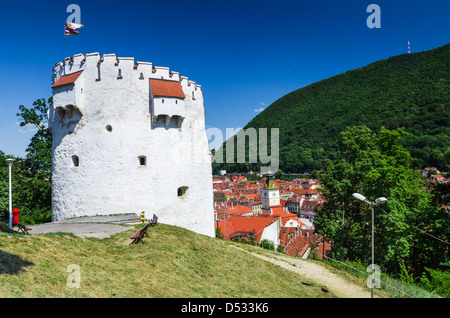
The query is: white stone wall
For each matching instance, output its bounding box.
[50,53,214,237]
[284,218,300,228]
[260,219,281,248]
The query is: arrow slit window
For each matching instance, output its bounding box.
[72,155,79,167]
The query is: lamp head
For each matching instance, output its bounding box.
[5,158,14,166]
[352,192,373,204]
[374,197,387,205]
[352,193,367,201]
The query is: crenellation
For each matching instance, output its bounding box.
[52,62,64,82]
[51,53,202,105]
[102,53,117,59]
[83,52,101,72]
[137,61,152,67]
[169,71,180,81]
[151,66,171,80]
[102,53,118,69]
[117,57,134,62]
[115,57,134,73]
[136,61,153,80]
[85,52,101,62]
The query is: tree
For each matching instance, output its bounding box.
[16,97,53,178]
[274,169,283,180]
[0,151,52,225]
[0,97,54,225]
[315,126,447,277]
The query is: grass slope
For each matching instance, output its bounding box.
[0,223,334,298]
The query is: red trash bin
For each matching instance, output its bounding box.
[12,208,20,226]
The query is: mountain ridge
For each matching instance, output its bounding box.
[216,43,449,173]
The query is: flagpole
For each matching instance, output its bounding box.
[63,21,66,75]
[62,21,83,77]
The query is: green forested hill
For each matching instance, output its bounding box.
[216,43,449,173]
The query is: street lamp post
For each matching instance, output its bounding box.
[6,158,15,229]
[352,192,387,298]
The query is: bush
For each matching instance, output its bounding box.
[420,266,450,298]
[0,153,51,225]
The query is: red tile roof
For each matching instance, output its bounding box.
[260,207,305,227]
[52,71,83,88]
[216,215,279,241]
[292,188,317,195]
[149,79,185,99]
[281,228,331,259]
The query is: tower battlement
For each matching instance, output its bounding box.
[51,53,203,130]
[52,53,201,90]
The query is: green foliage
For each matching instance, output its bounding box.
[16,97,53,179]
[420,261,450,298]
[274,169,283,180]
[215,226,223,239]
[259,239,275,250]
[229,230,257,244]
[214,43,449,173]
[308,242,318,259]
[399,262,415,285]
[0,97,53,225]
[314,125,449,296]
[0,152,51,225]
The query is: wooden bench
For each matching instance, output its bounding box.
[12,222,32,234]
[17,223,32,234]
[129,223,150,245]
[149,214,158,227]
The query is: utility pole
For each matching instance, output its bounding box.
[352,193,387,298]
[6,158,15,229]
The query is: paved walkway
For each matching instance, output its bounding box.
[230,245,379,298]
[15,215,141,239]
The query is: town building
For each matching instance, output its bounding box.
[214,173,331,257]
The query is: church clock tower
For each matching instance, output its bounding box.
[261,174,280,213]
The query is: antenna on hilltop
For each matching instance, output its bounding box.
[408,40,411,54]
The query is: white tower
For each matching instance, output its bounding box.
[261,174,280,213]
[48,52,215,237]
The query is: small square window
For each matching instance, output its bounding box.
[178,186,189,199]
[138,156,146,166]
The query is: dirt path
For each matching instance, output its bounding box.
[231,246,378,298]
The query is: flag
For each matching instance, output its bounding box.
[65,22,83,36]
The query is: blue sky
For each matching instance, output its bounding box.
[0,0,448,157]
